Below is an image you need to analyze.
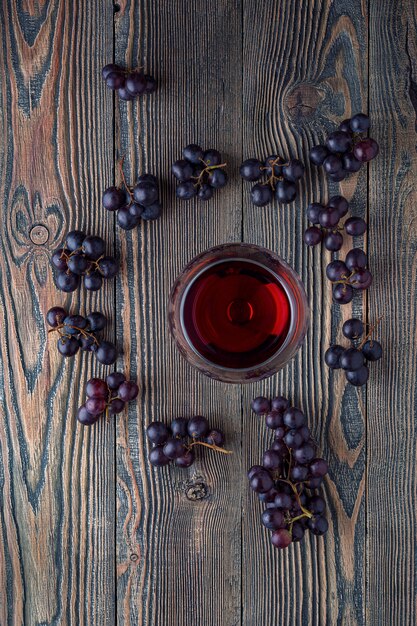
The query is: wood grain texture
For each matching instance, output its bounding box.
[367,1,417,624]
[0,1,115,624]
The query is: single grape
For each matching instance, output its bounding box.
[283,407,305,429]
[240,158,262,181]
[171,417,189,438]
[176,449,195,468]
[182,144,203,164]
[338,119,352,133]
[117,207,141,230]
[66,230,86,251]
[79,335,96,351]
[143,75,157,94]
[333,283,354,304]
[102,186,126,211]
[274,426,286,440]
[102,63,123,80]
[262,449,281,471]
[118,381,139,402]
[349,113,370,133]
[304,226,323,246]
[129,203,144,218]
[176,181,197,200]
[172,159,194,181]
[250,470,273,493]
[125,71,146,96]
[67,253,91,275]
[306,476,323,489]
[147,422,171,445]
[149,445,170,467]
[247,465,265,480]
[323,154,343,174]
[299,425,311,442]
[271,396,289,412]
[291,522,305,542]
[349,268,373,290]
[97,256,120,279]
[118,86,135,101]
[290,465,309,482]
[137,174,158,185]
[251,183,273,207]
[261,508,285,530]
[284,429,303,449]
[271,528,292,549]
[309,145,329,166]
[187,415,209,438]
[343,152,362,173]
[309,458,329,477]
[208,168,228,188]
[251,396,271,415]
[324,231,343,251]
[82,235,106,260]
[276,180,297,203]
[329,169,347,182]
[198,184,214,201]
[271,440,288,457]
[328,195,349,218]
[340,348,364,371]
[326,260,349,281]
[344,216,367,236]
[346,365,369,386]
[326,130,353,154]
[63,314,87,332]
[77,405,99,426]
[342,318,364,340]
[308,515,328,535]
[46,306,67,327]
[84,271,103,291]
[265,410,283,429]
[259,488,279,504]
[57,336,80,357]
[106,372,125,390]
[345,248,367,270]
[203,149,221,166]
[86,312,107,332]
[52,249,68,271]
[106,71,125,90]
[163,437,187,459]
[85,396,107,416]
[86,378,108,398]
[108,398,125,414]
[95,340,117,365]
[325,344,344,369]
[307,203,324,224]
[274,492,293,510]
[56,271,80,292]
[353,138,379,162]
[294,444,315,464]
[207,429,225,446]
[282,159,304,182]
[308,495,326,515]
[362,340,382,361]
[133,181,158,207]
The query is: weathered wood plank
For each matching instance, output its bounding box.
[0,2,115,624]
[241,1,368,624]
[367,2,417,624]
[114,1,242,625]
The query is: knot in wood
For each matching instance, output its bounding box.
[286,84,322,120]
[185,481,208,501]
[30,224,49,245]
[130,553,138,562]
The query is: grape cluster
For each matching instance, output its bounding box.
[326,248,372,304]
[172,145,228,201]
[146,415,231,468]
[325,318,382,386]
[77,373,139,425]
[46,306,117,364]
[102,64,157,101]
[309,113,379,181]
[304,195,367,252]
[103,161,161,228]
[240,154,304,206]
[249,396,329,549]
[51,231,119,293]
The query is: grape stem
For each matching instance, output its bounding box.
[193,160,227,189]
[118,156,134,201]
[358,315,383,349]
[260,156,288,191]
[188,440,232,455]
[48,324,99,345]
[276,477,313,519]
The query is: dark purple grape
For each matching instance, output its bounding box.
[308,515,328,535]
[293,444,315,464]
[203,149,221,166]
[208,168,228,188]
[106,372,126,390]
[198,184,214,201]
[52,249,68,271]
[275,179,297,204]
[333,283,354,304]
[306,476,323,489]
[282,159,304,182]
[149,445,170,467]
[326,260,349,281]
[284,429,303,449]
[46,306,67,327]
[176,449,195,468]
[323,154,343,174]
[84,271,103,291]
[147,422,171,445]
[66,230,86,251]
[250,470,273,493]
[129,203,144,218]
[143,75,157,94]
[345,216,367,236]
[271,440,288,457]
[97,256,120,279]
[346,365,369,386]
[82,236,105,260]
[62,313,86,334]
[329,169,347,182]
[56,271,80,292]
[326,131,352,154]
[299,425,311,442]
[57,336,79,357]
[85,396,107,416]
[309,458,329,477]
[170,417,189,438]
[346,248,367,270]
[86,312,107,332]
[342,318,364,340]
[274,426,286,440]
[172,159,193,181]
[307,203,324,224]
[350,113,370,133]
[77,405,99,426]
[265,410,283,429]
[207,429,225,446]
[291,521,305,542]
[86,378,108,398]
[103,186,126,211]
[118,381,139,402]
[141,202,161,221]
[251,396,271,415]
[339,119,352,133]
[95,340,117,365]
[262,449,281,471]
[67,253,91,275]
[362,340,382,361]
[79,335,96,351]
[309,145,329,166]
[271,528,292,549]
[125,71,146,96]
[251,183,273,206]
[290,465,309,482]
[324,231,343,251]
[343,152,362,173]
[349,269,373,290]
[274,492,293,510]
[259,488,279,504]
[264,155,282,177]
[325,344,344,369]
[108,398,125,414]
[102,64,123,80]
[354,138,379,162]
[133,181,158,207]
[106,71,125,90]
[328,195,349,218]
[187,416,209,438]
[163,437,187,459]
[240,158,262,181]
[304,226,323,246]
[118,86,135,101]
[283,407,305,429]
[117,207,141,230]
[176,181,197,200]
[261,508,285,530]
[182,144,203,164]
[308,495,326,515]
[247,465,265,480]
[271,396,289,412]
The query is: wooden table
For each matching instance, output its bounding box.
[1,1,416,624]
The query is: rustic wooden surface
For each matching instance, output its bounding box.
[0,1,415,625]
